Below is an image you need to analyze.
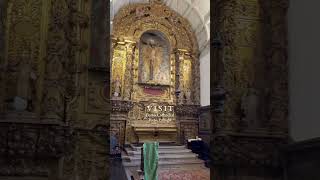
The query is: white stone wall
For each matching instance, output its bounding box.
[288,0,320,141]
[200,48,210,106]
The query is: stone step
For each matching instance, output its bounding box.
[123,159,204,167]
[123,143,206,171]
[125,148,192,155]
[130,144,186,151]
[122,153,198,162]
[123,159,200,164]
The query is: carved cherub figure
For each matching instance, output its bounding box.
[135,6,145,17]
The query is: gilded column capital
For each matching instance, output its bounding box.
[175,49,191,58]
[124,39,137,50]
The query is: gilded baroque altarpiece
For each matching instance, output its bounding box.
[111,1,201,145]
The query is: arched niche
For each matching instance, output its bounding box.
[112,2,199,54]
[138,30,171,86]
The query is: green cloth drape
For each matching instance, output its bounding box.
[143,142,159,180]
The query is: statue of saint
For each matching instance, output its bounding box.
[113,76,121,97]
[185,89,192,104]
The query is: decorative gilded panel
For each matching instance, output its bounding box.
[39,0,89,123]
[113,3,198,53]
[4,0,45,113]
[62,132,108,180]
[216,0,269,130]
[211,1,288,178]
[111,43,127,99]
[181,55,193,104]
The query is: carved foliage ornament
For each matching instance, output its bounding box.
[213,0,288,132]
[4,0,42,112]
[112,3,199,54]
[111,100,133,112]
[62,132,108,180]
[0,124,74,158]
[42,0,88,121]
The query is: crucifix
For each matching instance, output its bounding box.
[148,40,156,81]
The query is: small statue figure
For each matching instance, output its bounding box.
[135,6,145,18]
[176,82,184,104]
[185,89,192,104]
[177,91,184,104]
[123,87,131,101]
[113,76,121,97]
[135,6,150,18]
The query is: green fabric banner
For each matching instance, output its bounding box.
[143,142,159,180]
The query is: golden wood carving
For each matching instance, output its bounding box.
[3,0,48,115]
[112,3,198,53]
[111,42,127,99]
[111,2,200,143]
[1,0,109,179]
[211,1,289,179]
